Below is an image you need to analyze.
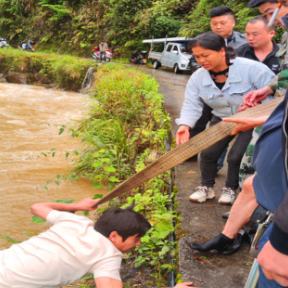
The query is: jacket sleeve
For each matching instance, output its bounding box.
[251,63,275,90]
[175,72,204,128]
[269,192,288,255]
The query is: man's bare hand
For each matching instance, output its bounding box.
[176,125,190,145]
[222,117,268,135]
[238,104,251,112]
[258,241,288,286]
[243,86,273,107]
[30,198,99,220]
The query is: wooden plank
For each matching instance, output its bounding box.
[95,97,283,206]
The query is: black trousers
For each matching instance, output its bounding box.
[100,51,106,61]
[200,116,253,189]
[189,103,213,138]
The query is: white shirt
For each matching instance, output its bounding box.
[0,210,123,288]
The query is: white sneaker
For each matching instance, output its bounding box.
[189,186,215,203]
[218,187,236,205]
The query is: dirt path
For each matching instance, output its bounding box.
[139,66,254,288]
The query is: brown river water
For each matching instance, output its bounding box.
[0,83,106,248]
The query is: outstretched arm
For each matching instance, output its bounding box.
[222,116,269,135]
[30,198,99,221]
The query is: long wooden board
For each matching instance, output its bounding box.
[95,97,283,205]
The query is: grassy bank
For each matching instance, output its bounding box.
[63,63,178,287]
[0,48,97,90]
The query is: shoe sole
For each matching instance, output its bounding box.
[189,196,215,203]
[219,199,235,205]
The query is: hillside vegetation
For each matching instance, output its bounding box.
[0,0,261,57]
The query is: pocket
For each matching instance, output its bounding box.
[199,88,222,102]
[228,83,251,96]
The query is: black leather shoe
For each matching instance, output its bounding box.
[189,233,234,252]
[219,228,246,255]
[222,212,230,220]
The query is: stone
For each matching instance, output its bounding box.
[34,73,51,84]
[5,72,29,84]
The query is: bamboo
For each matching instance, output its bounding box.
[95,97,283,206]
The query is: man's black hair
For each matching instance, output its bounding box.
[94,204,151,241]
[209,6,235,19]
[248,15,276,31]
[248,0,278,8]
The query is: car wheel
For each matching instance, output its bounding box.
[174,64,181,74]
[153,61,160,69]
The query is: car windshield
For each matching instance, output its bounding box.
[180,45,191,54]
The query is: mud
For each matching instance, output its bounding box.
[140,66,254,288]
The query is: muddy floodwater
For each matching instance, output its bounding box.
[0,83,106,248]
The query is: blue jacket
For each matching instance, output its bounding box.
[176,57,275,128]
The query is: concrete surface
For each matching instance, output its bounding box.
[140,66,254,288]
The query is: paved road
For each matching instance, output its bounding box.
[139,65,254,288]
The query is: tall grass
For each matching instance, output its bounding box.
[67,63,169,189]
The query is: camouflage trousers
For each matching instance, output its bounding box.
[239,126,262,189]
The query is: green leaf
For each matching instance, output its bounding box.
[93,194,104,199]
[56,174,61,179]
[92,161,102,168]
[101,158,110,163]
[54,180,60,186]
[93,183,104,189]
[41,152,47,157]
[59,127,65,135]
[104,166,116,172]
[80,211,89,216]
[52,199,75,203]
[46,180,53,184]
[108,176,120,182]
[32,216,46,223]
[44,186,48,191]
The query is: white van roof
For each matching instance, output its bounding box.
[142,37,192,43]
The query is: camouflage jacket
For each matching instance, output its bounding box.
[269,32,288,97]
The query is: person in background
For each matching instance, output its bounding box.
[189,6,246,172]
[236,15,280,189]
[99,40,108,62]
[176,32,274,205]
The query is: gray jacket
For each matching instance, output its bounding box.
[227,31,247,50]
[176,57,275,128]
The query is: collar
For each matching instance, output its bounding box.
[227,32,234,43]
[245,40,279,57]
[202,58,241,88]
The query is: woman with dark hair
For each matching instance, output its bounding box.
[176,31,274,205]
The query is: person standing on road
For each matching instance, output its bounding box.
[236,16,280,188]
[99,40,108,62]
[176,32,274,205]
[189,6,246,171]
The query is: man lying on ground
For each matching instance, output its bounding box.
[0,198,195,288]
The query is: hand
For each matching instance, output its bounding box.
[243,86,273,107]
[176,125,190,145]
[222,116,268,135]
[238,104,251,112]
[174,282,200,288]
[75,198,99,211]
[258,241,288,286]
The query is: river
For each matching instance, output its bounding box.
[0,83,106,248]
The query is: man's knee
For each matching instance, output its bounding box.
[241,175,255,196]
